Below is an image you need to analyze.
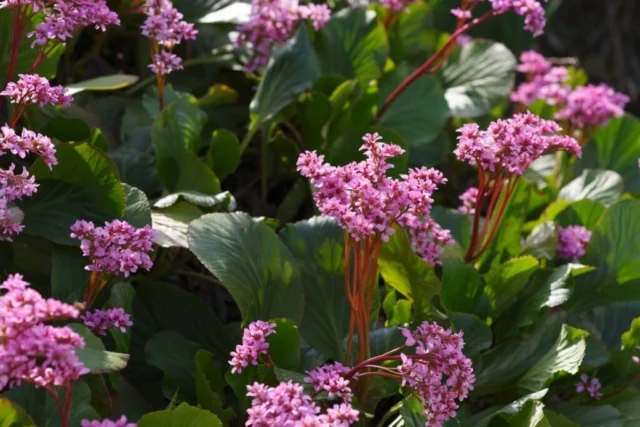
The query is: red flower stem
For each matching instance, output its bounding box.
[45,387,66,427]
[465,168,487,260]
[375,10,498,123]
[61,384,74,427]
[345,352,435,380]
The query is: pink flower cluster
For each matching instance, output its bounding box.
[512,51,629,129]
[455,112,581,176]
[575,374,602,399]
[246,381,359,426]
[25,0,119,46]
[458,187,479,215]
[81,416,136,427]
[142,0,198,75]
[0,274,88,391]
[229,320,276,374]
[1,125,57,169]
[398,322,475,427]
[80,308,133,336]
[450,0,547,36]
[380,0,417,12]
[298,133,453,264]
[557,225,591,260]
[236,0,331,72]
[70,220,155,277]
[305,362,353,401]
[1,74,72,107]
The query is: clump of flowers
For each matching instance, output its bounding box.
[141,0,198,110]
[236,0,331,72]
[70,220,155,308]
[449,0,548,36]
[70,220,155,277]
[81,416,137,427]
[557,225,591,260]
[298,133,452,364]
[233,320,474,427]
[454,112,581,262]
[229,320,276,373]
[555,84,630,130]
[575,374,602,399]
[0,274,88,424]
[510,52,570,106]
[81,308,133,336]
[1,74,72,109]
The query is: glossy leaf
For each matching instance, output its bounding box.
[205,130,241,180]
[65,75,139,95]
[188,213,304,324]
[194,350,234,424]
[558,169,623,207]
[0,399,36,427]
[441,257,484,313]
[137,402,222,427]
[124,184,152,228]
[483,256,539,317]
[152,202,203,248]
[266,318,301,370]
[69,324,130,374]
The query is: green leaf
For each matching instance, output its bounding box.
[558,169,624,207]
[124,184,152,228]
[50,244,89,303]
[0,399,36,426]
[441,257,484,313]
[555,199,605,230]
[138,402,222,427]
[379,64,450,146]
[69,324,130,374]
[314,9,387,84]
[378,228,441,320]
[570,200,640,311]
[266,318,301,370]
[483,256,539,317]
[451,312,492,356]
[188,213,304,324]
[439,39,516,118]
[577,114,640,193]
[251,25,319,124]
[19,142,126,245]
[613,395,640,427]
[153,191,234,210]
[65,74,139,95]
[151,105,220,194]
[194,350,234,424]
[296,92,333,150]
[279,217,350,361]
[106,282,136,353]
[1,381,97,427]
[146,331,200,403]
[390,2,433,62]
[152,202,203,248]
[0,10,64,80]
[205,130,240,180]
[522,221,558,260]
[40,117,92,143]
[399,396,428,426]
[475,389,549,427]
[550,403,623,427]
[517,325,587,393]
[542,410,579,427]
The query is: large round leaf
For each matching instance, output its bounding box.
[0,399,36,426]
[379,64,450,146]
[313,9,388,84]
[65,75,139,96]
[558,169,623,207]
[577,114,640,193]
[439,39,516,118]
[251,25,320,124]
[138,402,222,427]
[280,217,350,361]
[188,213,304,324]
[19,142,126,245]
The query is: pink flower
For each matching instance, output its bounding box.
[458,187,479,215]
[246,380,359,426]
[516,50,552,75]
[28,0,119,46]
[305,362,353,401]
[488,0,548,36]
[378,0,415,11]
[511,63,571,106]
[236,0,331,72]
[575,374,602,399]
[557,225,591,260]
[298,133,453,264]
[0,274,88,391]
[81,416,136,427]
[70,220,156,277]
[0,126,57,169]
[80,308,133,336]
[1,74,72,107]
[555,84,630,129]
[397,322,476,427]
[454,112,581,176]
[149,51,183,75]
[229,320,277,374]
[451,8,472,19]
[0,198,24,241]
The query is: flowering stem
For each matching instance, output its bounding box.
[45,386,67,427]
[374,10,498,123]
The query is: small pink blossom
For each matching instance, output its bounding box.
[488,0,548,36]
[557,225,591,260]
[555,84,630,129]
[229,320,277,374]
[451,8,472,19]
[0,198,24,241]
[305,362,353,401]
[516,50,552,75]
[81,416,136,427]
[1,74,72,107]
[575,374,602,399]
[458,187,479,215]
[149,51,183,75]
[81,308,133,336]
[70,220,155,277]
